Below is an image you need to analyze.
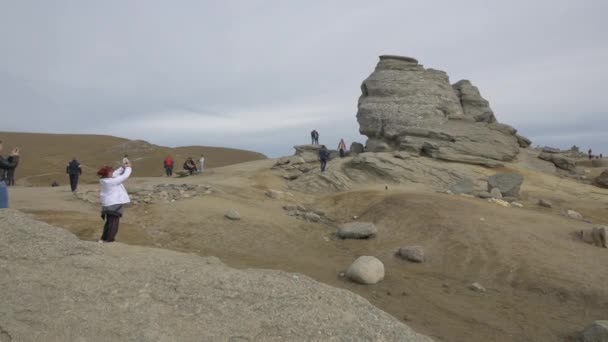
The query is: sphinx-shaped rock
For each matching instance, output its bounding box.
[357,55,524,164]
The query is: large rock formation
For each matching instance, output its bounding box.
[357,55,526,164]
[0,209,432,341]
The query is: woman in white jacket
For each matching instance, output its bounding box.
[97,163,132,243]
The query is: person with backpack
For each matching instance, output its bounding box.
[183,157,197,175]
[337,139,347,158]
[66,158,82,192]
[97,162,132,243]
[163,156,174,176]
[0,140,20,208]
[319,145,329,172]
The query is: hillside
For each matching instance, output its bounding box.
[0,131,266,186]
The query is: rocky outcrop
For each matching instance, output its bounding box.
[356,55,525,165]
[75,183,214,205]
[582,320,608,342]
[0,210,432,341]
[538,152,576,172]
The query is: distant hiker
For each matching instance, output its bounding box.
[4,156,17,186]
[199,154,205,173]
[163,156,174,177]
[311,130,319,145]
[66,158,82,192]
[319,145,329,172]
[97,162,132,243]
[0,140,20,208]
[338,139,347,158]
[122,154,130,165]
[589,149,593,160]
[183,157,197,175]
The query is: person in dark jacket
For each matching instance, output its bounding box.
[66,158,82,192]
[5,156,18,186]
[183,157,197,175]
[337,139,347,158]
[0,140,20,208]
[318,145,329,172]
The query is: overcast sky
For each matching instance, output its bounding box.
[1,0,606,157]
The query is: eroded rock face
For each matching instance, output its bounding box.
[357,55,524,164]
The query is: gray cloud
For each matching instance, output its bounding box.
[1,0,606,157]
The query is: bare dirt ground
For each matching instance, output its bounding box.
[9,154,608,342]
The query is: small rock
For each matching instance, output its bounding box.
[511,202,524,208]
[582,320,608,342]
[304,212,321,222]
[346,256,385,285]
[352,215,358,220]
[538,199,553,208]
[337,222,378,239]
[397,246,425,263]
[469,282,486,293]
[490,188,503,199]
[225,209,241,220]
[488,198,510,207]
[567,210,583,220]
[393,151,410,160]
[265,190,283,199]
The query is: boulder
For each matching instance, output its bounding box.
[337,222,378,239]
[550,155,576,172]
[449,177,474,195]
[452,80,496,123]
[582,320,608,342]
[538,199,553,208]
[366,139,390,152]
[393,151,411,160]
[397,246,425,263]
[350,142,365,154]
[516,134,532,148]
[487,173,524,198]
[265,190,283,199]
[596,170,608,188]
[581,226,608,248]
[490,188,503,199]
[225,209,241,220]
[356,55,521,162]
[346,256,385,285]
[287,155,306,165]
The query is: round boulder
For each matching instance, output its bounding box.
[582,320,608,342]
[346,256,385,285]
[595,170,608,188]
[337,222,378,239]
[225,209,241,220]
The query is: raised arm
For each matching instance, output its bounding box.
[105,167,132,185]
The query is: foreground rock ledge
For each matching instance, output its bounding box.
[0,209,432,342]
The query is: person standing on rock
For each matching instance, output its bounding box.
[97,162,132,243]
[319,145,329,172]
[0,140,20,208]
[199,154,205,173]
[66,158,82,192]
[164,156,174,177]
[338,139,347,158]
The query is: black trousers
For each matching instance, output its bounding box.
[320,159,327,172]
[165,167,173,176]
[339,149,345,158]
[101,214,120,242]
[69,174,79,192]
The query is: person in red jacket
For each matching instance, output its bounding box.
[163,156,174,176]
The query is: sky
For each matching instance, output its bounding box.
[1,0,607,157]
